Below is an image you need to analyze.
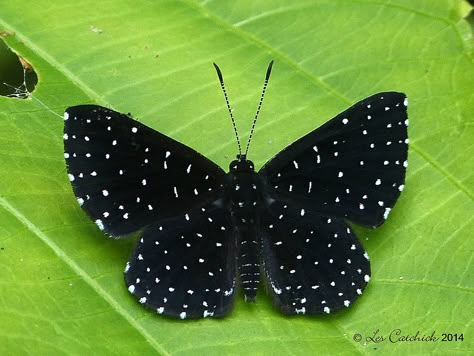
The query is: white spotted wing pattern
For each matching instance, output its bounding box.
[259,201,370,315]
[125,204,237,319]
[64,105,225,237]
[64,91,408,319]
[260,92,408,227]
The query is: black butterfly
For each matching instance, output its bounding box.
[64,61,408,319]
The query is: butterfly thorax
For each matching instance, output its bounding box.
[226,157,262,301]
[226,158,262,223]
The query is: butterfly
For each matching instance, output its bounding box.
[64,61,408,319]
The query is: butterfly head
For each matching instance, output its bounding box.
[229,154,255,173]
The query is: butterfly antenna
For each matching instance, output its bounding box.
[213,63,242,157]
[244,60,274,157]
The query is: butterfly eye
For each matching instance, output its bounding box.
[229,160,239,172]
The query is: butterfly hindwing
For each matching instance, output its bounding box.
[259,92,408,227]
[124,201,237,319]
[259,200,370,315]
[64,105,226,237]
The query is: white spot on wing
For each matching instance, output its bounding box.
[95,219,104,230]
[295,307,306,314]
[272,282,282,295]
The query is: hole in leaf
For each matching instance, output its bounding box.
[0,36,38,99]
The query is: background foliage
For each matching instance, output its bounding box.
[0,0,473,354]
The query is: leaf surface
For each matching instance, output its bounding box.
[0,0,472,354]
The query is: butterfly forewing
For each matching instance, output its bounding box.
[64,105,226,236]
[260,92,408,227]
[259,200,370,315]
[124,202,237,319]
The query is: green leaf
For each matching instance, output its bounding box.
[0,0,472,354]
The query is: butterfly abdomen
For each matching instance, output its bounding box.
[226,159,263,302]
[236,226,260,302]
